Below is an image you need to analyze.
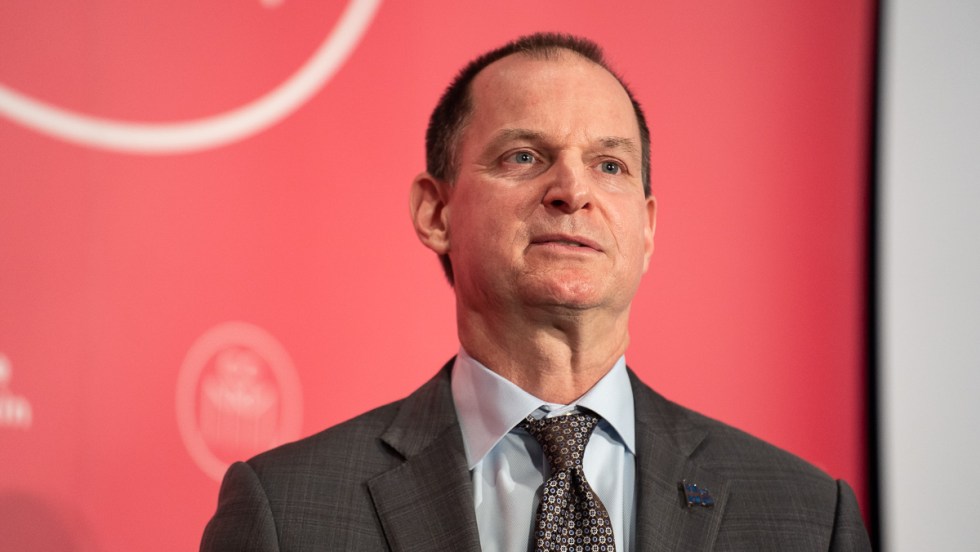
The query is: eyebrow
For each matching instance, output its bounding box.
[485,128,547,150]
[486,128,639,155]
[596,136,639,155]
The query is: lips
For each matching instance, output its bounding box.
[530,234,602,251]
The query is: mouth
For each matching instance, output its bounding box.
[530,234,602,252]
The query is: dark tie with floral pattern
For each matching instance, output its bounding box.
[521,412,616,552]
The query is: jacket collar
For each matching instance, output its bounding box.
[367,360,482,551]
[629,369,730,551]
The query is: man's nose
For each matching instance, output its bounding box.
[542,158,593,213]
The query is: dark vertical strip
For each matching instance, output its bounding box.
[866,0,884,549]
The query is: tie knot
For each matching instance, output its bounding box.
[521,412,600,472]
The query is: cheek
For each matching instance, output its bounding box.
[450,195,514,253]
[616,206,653,264]
[454,186,528,234]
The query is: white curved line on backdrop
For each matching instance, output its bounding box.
[0,0,381,155]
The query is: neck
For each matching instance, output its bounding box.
[457,303,631,404]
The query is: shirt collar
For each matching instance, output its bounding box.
[451,348,636,469]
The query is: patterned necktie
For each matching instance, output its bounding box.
[521,411,616,552]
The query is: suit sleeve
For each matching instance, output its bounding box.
[200,461,281,552]
[829,479,872,552]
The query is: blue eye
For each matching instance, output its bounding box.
[509,151,536,164]
[600,161,622,175]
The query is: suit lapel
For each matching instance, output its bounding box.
[367,361,482,552]
[630,371,730,551]
[366,363,729,551]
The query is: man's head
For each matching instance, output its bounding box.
[409,33,656,321]
[422,33,652,285]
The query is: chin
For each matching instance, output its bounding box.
[526,279,603,310]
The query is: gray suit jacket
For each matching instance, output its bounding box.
[201,361,871,551]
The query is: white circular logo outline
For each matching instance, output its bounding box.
[176,321,303,482]
[0,0,380,155]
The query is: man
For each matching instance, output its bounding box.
[202,33,871,551]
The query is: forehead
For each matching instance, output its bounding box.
[464,51,640,147]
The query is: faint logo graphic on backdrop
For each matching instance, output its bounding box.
[0,0,381,154]
[0,354,33,430]
[176,322,302,481]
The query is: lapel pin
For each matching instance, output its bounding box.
[680,479,715,509]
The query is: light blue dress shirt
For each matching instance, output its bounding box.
[451,349,637,552]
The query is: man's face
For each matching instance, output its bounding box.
[441,52,656,316]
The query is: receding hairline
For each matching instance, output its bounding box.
[471,46,623,93]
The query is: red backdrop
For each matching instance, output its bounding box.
[0,2,874,550]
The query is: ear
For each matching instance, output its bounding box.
[409,172,451,255]
[642,195,657,272]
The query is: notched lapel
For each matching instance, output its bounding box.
[367,361,482,552]
[368,427,481,552]
[633,437,730,552]
[630,371,730,551]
